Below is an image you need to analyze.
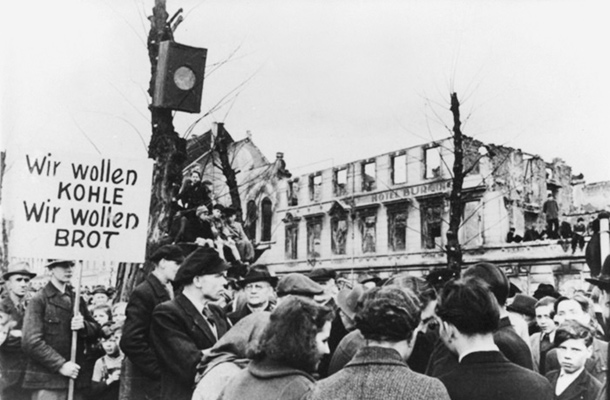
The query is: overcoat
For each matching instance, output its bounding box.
[546,369,602,400]
[310,346,450,400]
[218,358,316,400]
[21,282,101,390]
[119,273,171,400]
[0,294,27,390]
[438,351,553,400]
[150,293,230,400]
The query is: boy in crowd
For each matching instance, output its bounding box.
[531,296,558,373]
[91,324,124,400]
[545,320,602,400]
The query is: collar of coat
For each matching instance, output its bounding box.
[248,358,315,382]
[346,346,408,369]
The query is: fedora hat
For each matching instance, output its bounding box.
[336,285,364,320]
[2,262,36,281]
[507,293,537,318]
[586,254,610,292]
[238,266,278,288]
[45,260,75,269]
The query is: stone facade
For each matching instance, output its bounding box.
[257,136,594,292]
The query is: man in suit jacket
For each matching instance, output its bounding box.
[119,245,185,400]
[0,262,36,400]
[150,247,231,400]
[530,296,558,373]
[426,263,533,377]
[436,278,553,400]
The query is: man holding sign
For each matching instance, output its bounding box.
[22,260,102,400]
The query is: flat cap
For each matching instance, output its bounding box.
[91,285,110,296]
[174,247,230,285]
[276,273,324,297]
[45,260,75,269]
[307,267,337,283]
[150,244,186,263]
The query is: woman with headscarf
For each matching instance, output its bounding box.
[218,296,333,400]
[192,312,270,400]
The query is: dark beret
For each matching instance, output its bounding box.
[174,247,230,285]
[307,267,337,283]
[276,273,324,297]
[150,244,186,264]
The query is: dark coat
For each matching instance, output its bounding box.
[545,339,608,385]
[310,346,450,400]
[119,273,171,400]
[218,358,315,400]
[438,351,553,400]
[150,293,230,400]
[227,302,273,325]
[546,369,602,400]
[21,282,101,390]
[0,294,28,391]
[426,316,533,377]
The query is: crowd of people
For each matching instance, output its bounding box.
[1,243,610,400]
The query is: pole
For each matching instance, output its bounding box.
[67,260,83,400]
[600,216,610,270]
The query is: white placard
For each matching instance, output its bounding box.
[7,152,153,263]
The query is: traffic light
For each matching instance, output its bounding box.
[153,41,207,114]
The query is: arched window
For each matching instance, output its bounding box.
[261,198,273,242]
[244,200,257,241]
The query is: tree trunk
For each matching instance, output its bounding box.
[447,92,464,277]
[213,123,242,219]
[115,0,186,300]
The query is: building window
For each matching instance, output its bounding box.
[287,179,299,206]
[362,161,376,192]
[331,216,348,255]
[460,200,482,247]
[261,198,272,242]
[424,147,442,179]
[392,154,407,185]
[421,199,444,249]
[285,224,298,260]
[387,203,409,251]
[357,208,377,253]
[307,217,323,258]
[244,200,257,241]
[334,168,348,197]
[309,173,322,202]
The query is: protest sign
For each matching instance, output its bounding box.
[7,152,153,263]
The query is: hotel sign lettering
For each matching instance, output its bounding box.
[361,180,452,204]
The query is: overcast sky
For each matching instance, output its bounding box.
[2,0,610,182]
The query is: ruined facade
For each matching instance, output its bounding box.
[257,136,591,292]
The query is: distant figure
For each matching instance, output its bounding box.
[222,207,255,263]
[572,217,586,254]
[524,226,540,242]
[543,193,560,239]
[506,228,523,243]
[177,169,212,211]
[560,220,573,240]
